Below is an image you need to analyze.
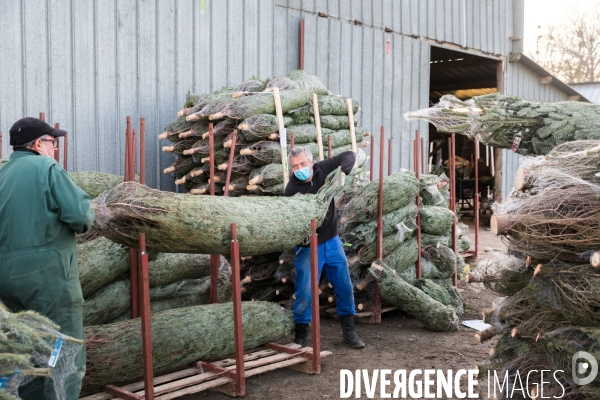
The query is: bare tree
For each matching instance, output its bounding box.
[529,5,600,83]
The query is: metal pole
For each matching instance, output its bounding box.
[138,234,154,400]
[223,129,237,196]
[414,131,422,279]
[131,128,137,180]
[300,19,305,70]
[388,138,392,176]
[53,123,60,163]
[208,123,220,304]
[125,116,138,318]
[369,136,375,182]
[328,135,332,159]
[208,123,215,196]
[451,133,458,286]
[140,118,145,185]
[421,137,425,175]
[230,223,246,396]
[310,220,321,372]
[63,134,68,171]
[374,127,384,324]
[474,139,479,259]
[125,116,132,181]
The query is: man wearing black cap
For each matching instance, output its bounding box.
[0,117,95,400]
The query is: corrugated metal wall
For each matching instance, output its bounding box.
[298,11,430,173]
[275,0,509,57]
[8,0,570,194]
[501,62,571,200]
[0,0,286,190]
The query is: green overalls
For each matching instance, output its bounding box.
[0,150,95,400]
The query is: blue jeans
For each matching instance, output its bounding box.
[293,235,355,324]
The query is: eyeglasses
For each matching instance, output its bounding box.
[41,139,59,149]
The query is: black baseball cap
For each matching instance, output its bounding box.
[9,117,67,146]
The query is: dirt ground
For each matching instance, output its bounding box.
[183,215,504,400]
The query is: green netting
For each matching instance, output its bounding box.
[248,164,284,187]
[78,237,129,298]
[286,70,330,95]
[235,78,266,94]
[406,93,600,156]
[420,206,455,236]
[458,235,471,252]
[357,233,403,265]
[341,203,418,248]
[212,90,312,120]
[422,245,457,277]
[68,172,125,199]
[82,301,294,394]
[322,128,366,148]
[369,262,459,332]
[264,76,301,92]
[311,95,359,115]
[310,115,357,130]
[382,237,419,274]
[237,114,295,141]
[420,233,451,247]
[413,279,465,314]
[337,170,419,226]
[92,169,344,255]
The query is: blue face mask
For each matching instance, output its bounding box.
[294,166,312,181]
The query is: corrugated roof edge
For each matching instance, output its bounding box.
[515,54,590,102]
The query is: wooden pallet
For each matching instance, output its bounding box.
[323,306,397,324]
[80,344,331,400]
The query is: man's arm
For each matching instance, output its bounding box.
[48,165,96,233]
[316,151,356,176]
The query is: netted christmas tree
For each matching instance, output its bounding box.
[405,93,600,156]
[467,140,600,399]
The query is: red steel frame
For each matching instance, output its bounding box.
[300,20,305,70]
[223,129,237,196]
[309,220,321,371]
[450,133,458,286]
[369,135,375,181]
[473,139,479,258]
[229,223,246,395]
[106,124,322,398]
[373,127,384,324]
[414,130,422,279]
[208,123,221,304]
[388,138,392,176]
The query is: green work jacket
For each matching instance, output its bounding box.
[0,150,95,307]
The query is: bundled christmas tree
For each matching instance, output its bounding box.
[405,93,600,156]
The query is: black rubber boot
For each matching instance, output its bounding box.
[340,315,365,348]
[294,323,309,348]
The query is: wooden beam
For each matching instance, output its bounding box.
[429,57,498,71]
[509,52,521,63]
[430,80,497,91]
[540,76,553,85]
[568,95,581,101]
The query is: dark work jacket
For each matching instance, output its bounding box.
[284,151,355,245]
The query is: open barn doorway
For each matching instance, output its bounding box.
[428,46,501,223]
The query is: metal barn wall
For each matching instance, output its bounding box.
[275,0,510,57]
[298,11,430,174]
[0,0,287,191]
[0,0,517,188]
[500,62,571,200]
